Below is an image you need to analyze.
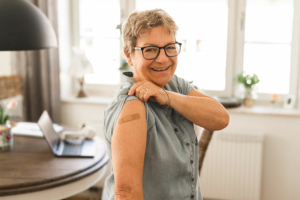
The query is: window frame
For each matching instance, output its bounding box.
[235,0,300,106]
[69,0,300,108]
[70,0,126,97]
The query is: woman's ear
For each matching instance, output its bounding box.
[124,50,133,66]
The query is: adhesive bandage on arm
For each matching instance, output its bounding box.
[118,113,140,124]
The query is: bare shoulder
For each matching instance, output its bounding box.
[112,99,147,146]
[116,99,146,127]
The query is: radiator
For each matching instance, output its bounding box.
[200,131,264,200]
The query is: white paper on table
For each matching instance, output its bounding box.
[11,122,64,138]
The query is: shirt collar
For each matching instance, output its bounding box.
[121,71,136,85]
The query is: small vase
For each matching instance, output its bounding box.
[243,88,256,108]
[0,121,17,151]
[244,97,254,107]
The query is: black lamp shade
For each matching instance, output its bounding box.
[0,0,57,51]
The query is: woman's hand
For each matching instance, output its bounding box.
[128,80,168,105]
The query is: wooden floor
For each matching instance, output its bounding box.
[63,187,103,200]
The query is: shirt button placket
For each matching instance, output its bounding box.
[191,194,194,199]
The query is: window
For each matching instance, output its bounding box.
[71,0,300,106]
[79,0,120,85]
[243,0,294,94]
[137,0,229,92]
[235,0,300,102]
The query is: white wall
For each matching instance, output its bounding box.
[225,112,300,200]
[0,52,11,75]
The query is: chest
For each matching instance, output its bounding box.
[145,102,197,161]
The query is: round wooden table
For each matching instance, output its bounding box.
[0,135,109,200]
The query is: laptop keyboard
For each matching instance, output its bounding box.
[62,144,83,156]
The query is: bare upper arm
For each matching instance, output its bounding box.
[111,99,147,196]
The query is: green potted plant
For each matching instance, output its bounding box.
[0,100,18,151]
[235,72,260,107]
[118,59,132,72]
[116,22,132,73]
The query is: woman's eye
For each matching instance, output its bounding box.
[145,48,157,52]
[166,46,176,50]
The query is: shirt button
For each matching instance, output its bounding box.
[191,194,194,198]
[191,178,194,182]
[174,128,178,132]
[186,142,190,147]
[190,160,194,164]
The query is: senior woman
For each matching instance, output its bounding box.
[103,9,229,200]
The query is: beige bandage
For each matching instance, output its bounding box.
[118,113,140,124]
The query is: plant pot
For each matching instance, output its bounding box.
[0,121,17,151]
[243,88,257,108]
[244,97,255,107]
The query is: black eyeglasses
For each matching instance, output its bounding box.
[134,42,182,60]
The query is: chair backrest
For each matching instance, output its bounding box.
[198,129,214,176]
[197,97,239,175]
[0,75,22,100]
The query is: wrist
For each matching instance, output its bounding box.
[162,88,170,110]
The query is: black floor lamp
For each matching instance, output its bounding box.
[0,0,57,51]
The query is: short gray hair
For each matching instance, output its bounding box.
[122,9,178,55]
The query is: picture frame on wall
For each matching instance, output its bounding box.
[283,94,296,109]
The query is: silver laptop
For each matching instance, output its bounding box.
[37,110,95,158]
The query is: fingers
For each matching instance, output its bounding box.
[143,91,152,102]
[133,84,150,102]
[135,85,145,99]
[138,87,156,102]
[138,88,147,102]
[128,80,159,102]
[128,82,144,96]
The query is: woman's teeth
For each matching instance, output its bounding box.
[152,66,169,71]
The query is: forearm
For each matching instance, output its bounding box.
[114,186,144,200]
[168,91,229,131]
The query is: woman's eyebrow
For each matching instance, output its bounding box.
[143,42,175,46]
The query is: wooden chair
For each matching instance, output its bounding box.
[198,128,214,176]
[0,75,23,100]
[198,97,241,175]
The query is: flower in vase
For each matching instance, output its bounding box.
[6,100,18,111]
[6,133,12,141]
[0,99,18,125]
[269,93,278,103]
[236,72,260,90]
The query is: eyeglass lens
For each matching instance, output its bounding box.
[143,43,181,59]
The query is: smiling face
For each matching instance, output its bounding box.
[125,26,178,87]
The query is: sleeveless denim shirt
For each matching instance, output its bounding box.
[103,72,202,200]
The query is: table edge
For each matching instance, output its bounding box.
[0,154,109,196]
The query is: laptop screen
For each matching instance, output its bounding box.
[37,111,59,151]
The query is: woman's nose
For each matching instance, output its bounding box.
[155,48,169,63]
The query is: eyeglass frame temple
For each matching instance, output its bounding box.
[133,42,182,60]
